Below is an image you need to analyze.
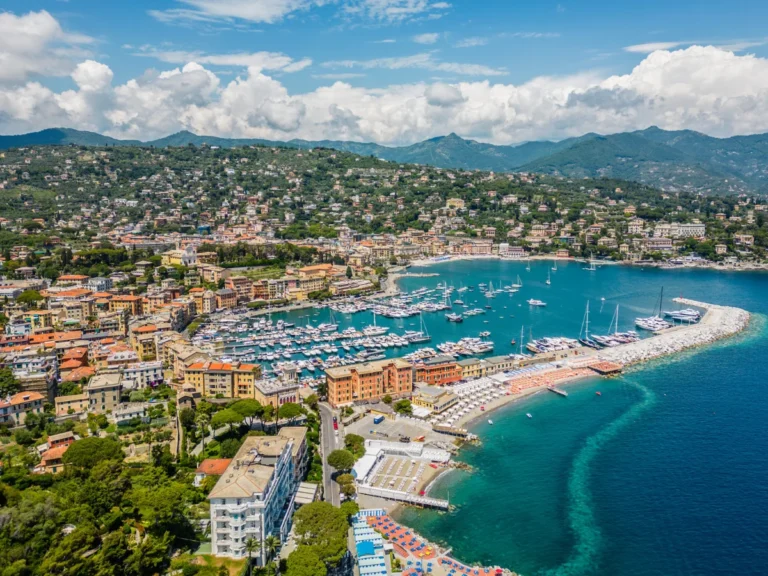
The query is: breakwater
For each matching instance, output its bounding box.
[598,298,750,366]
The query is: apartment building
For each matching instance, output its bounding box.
[109,295,144,316]
[325,358,413,407]
[55,393,89,416]
[185,362,263,398]
[87,373,122,413]
[208,436,297,560]
[122,361,164,389]
[413,355,462,386]
[0,391,45,426]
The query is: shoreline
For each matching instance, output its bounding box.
[367,271,752,575]
[405,254,768,273]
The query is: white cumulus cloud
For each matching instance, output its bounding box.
[413,33,439,44]
[4,45,768,148]
[0,10,94,83]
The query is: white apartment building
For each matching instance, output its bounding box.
[208,436,297,561]
[122,361,164,389]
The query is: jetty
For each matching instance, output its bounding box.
[357,486,450,510]
[598,298,749,366]
[547,386,568,397]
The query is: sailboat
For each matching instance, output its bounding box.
[579,301,599,348]
[583,252,597,271]
[363,310,388,336]
[546,270,551,285]
[408,311,431,343]
[526,261,531,272]
[512,275,523,289]
[552,261,558,272]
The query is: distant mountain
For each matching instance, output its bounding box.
[0,128,141,149]
[3,126,768,195]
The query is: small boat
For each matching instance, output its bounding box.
[596,391,602,396]
[488,419,493,425]
[546,270,551,285]
[510,339,516,346]
[526,413,533,419]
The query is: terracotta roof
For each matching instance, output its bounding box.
[195,458,232,476]
[29,331,82,344]
[58,274,89,281]
[54,289,93,298]
[134,325,157,333]
[0,391,45,408]
[60,359,84,370]
[41,445,69,463]
[62,366,96,382]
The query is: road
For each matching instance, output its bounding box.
[318,402,341,507]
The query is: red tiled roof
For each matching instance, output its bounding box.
[0,391,44,408]
[195,458,232,476]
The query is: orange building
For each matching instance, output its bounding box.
[109,295,144,316]
[414,356,462,386]
[325,358,413,407]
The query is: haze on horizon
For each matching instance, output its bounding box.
[2,0,768,146]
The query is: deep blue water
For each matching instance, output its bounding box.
[380,261,768,576]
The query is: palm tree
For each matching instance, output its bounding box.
[263,534,281,564]
[195,411,211,448]
[245,537,261,576]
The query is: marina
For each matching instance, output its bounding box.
[191,260,730,392]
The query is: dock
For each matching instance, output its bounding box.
[357,486,450,510]
[547,386,568,397]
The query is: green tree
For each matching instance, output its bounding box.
[326,449,355,471]
[16,290,43,307]
[339,500,359,519]
[179,407,195,430]
[292,501,348,565]
[0,368,20,397]
[57,381,82,396]
[62,437,124,468]
[264,534,281,563]
[381,394,392,405]
[278,402,302,424]
[230,399,264,426]
[245,537,261,575]
[219,438,242,458]
[211,408,244,432]
[345,266,352,279]
[393,399,412,415]
[284,547,326,576]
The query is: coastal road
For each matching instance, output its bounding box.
[318,402,341,507]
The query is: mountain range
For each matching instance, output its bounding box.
[3,126,768,196]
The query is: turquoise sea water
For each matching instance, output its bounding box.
[270,260,768,575]
[387,261,768,576]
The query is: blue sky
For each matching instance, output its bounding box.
[9,0,768,92]
[2,1,768,143]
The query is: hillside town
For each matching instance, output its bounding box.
[0,142,764,576]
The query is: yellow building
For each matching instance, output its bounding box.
[412,385,459,414]
[185,361,263,398]
[22,310,55,332]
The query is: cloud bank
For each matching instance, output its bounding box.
[3,15,768,146]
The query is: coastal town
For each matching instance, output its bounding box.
[0,141,757,576]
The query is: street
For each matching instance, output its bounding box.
[318,402,341,507]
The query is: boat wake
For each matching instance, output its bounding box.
[543,381,656,576]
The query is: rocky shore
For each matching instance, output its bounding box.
[598,298,751,366]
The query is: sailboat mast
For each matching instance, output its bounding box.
[585,301,590,339]
[519,325,524,356]
[614,305,619,335]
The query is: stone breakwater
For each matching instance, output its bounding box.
[598,298,750,366]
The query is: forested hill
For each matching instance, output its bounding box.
[3,126,768,196]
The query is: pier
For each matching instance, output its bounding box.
[547,386,568,397]
[357,486,450,510]
[598,298,749,366]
